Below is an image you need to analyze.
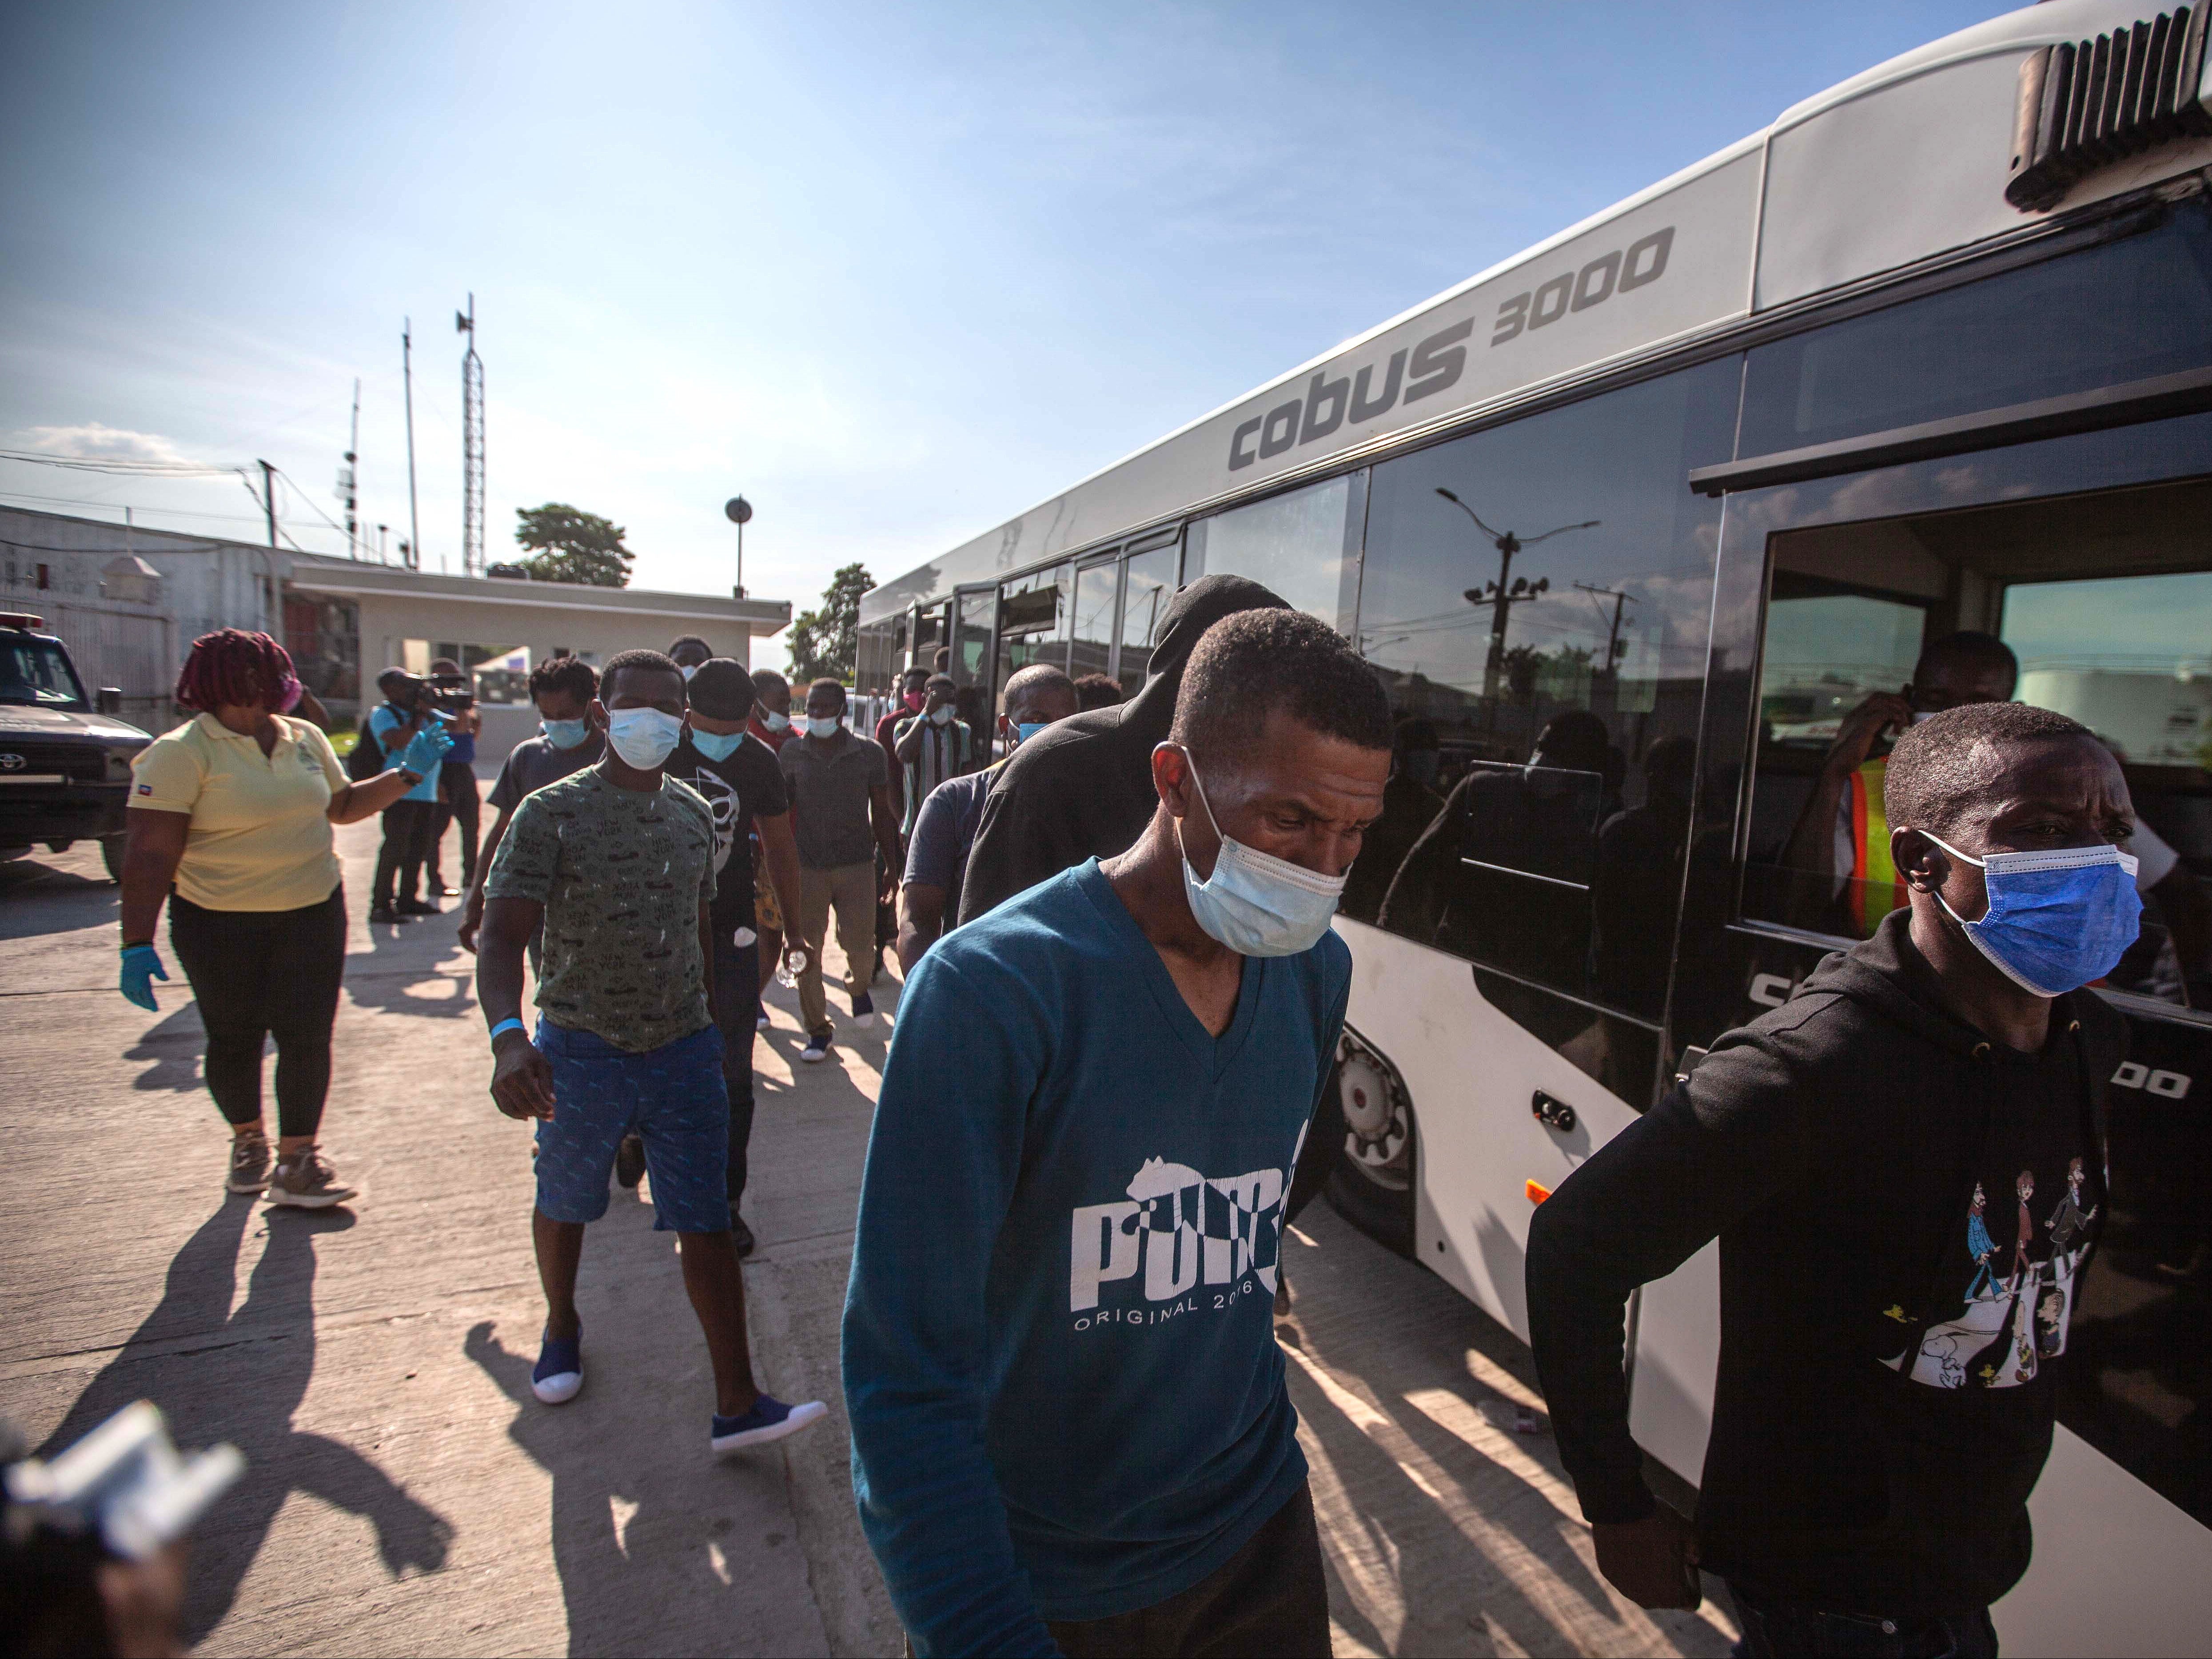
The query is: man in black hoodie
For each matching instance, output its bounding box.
[1527,700,2137,1656]
[956,574,1287,927]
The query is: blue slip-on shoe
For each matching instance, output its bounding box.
[711,1394,827,1454]
[850,991,876,1028]
[532,1327,583,1404]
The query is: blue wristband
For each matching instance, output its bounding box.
[489,1017,526,1044]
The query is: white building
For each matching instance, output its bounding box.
[0,505,790,730]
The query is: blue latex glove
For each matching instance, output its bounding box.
[396,721,453,778]
[120,943,167,1011]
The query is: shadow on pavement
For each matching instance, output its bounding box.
[122,1002,208,1093]
[37,1200,454,1644]
[0,852,117,940]
[1277,1207,1733,1657]
[466,1309,796,1659]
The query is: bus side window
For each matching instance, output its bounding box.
[1348,359,1734,1028]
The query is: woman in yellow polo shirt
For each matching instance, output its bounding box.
[117,629,452,1206]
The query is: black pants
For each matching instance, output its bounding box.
[1729,1581,1999,1659]
[373,798,438,909]
[709,938,760,1205]
[167,887,348,1140]
[1012,1484,1327,1659]
[426,759,481,891]
[876,844,899,955]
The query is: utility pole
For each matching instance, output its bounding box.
[258,459,277,548]
[1573,580,1635,676]
[403,318,422,571]
[339,378,360,558]
[458,295,484,578]
[1434,486,1598,723]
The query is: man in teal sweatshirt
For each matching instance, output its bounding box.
[843,609,1392,1657]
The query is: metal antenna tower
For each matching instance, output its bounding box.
[339,378,360,558]
[457,294,485,577]
[403,318,422,570]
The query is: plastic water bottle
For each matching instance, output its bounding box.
[776,947,809,990]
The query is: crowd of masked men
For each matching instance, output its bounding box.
[93,571,2150,1659]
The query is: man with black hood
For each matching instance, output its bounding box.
[1526,700,2136,1657]
[956,574,1288,927]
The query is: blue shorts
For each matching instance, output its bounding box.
[533,1020,729,1234]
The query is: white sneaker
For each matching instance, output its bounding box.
[800,1033,832,1064]
[532,1329,583,1404]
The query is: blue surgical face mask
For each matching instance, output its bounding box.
[1171,745,1346,957]
[1015,721,1048,745]
[806,715,841,739]
[605,706,684,770]
[690,727,743,763]
[761,710,791,733]
[541,717,591,751]
[928,703,953,726]
[1923,832,2143,997]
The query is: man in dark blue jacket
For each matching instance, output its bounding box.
[843,609,1392,1657]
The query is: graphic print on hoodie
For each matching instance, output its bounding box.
[1891,1156,2100,1391]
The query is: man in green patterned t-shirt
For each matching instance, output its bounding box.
[476,648,826,1456]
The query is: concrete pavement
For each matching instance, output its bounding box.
[0,791,1735,1657]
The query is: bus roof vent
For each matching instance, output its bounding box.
[2006,6,2212,211]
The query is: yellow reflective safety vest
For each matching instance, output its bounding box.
[1848,756,1905,937]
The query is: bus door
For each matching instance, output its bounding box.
[992,562,1072,711]
[1329,358,1738,1338]
[1678,210,2212,1647]
[951,586,996,752]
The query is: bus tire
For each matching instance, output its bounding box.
[1323,1031,1416,1258]
[100,833,127,883]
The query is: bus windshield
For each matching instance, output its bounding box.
[0,637,90,709]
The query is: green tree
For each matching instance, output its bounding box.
[786,561,873,684]
[513,503,634,587]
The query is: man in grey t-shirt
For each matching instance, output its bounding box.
[777,679,901,1063]
[459,655,605,955]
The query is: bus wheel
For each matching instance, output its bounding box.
[1324,1030,1415,1257]
[100,833,127,883]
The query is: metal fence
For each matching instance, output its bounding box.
[0,585,173,729]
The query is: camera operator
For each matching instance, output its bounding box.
[2,1404,242,1659]
[424,658,483,900]
[367,668,447,924]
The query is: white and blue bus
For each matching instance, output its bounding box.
[861,5,2212,1650]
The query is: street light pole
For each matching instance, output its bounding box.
[725,495,753,598]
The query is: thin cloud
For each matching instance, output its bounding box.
[14,422,192,465]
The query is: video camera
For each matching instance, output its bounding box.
[425,671,475,715]
[381,670,467,722]
[1,1403,242,1655]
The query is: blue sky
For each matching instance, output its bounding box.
[0,0,2003,669]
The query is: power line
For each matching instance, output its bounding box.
[0,488,275,525]
[0,448,244,477]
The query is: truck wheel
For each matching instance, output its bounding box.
[1324,1031,1416,1257]
[100,834,127,883]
